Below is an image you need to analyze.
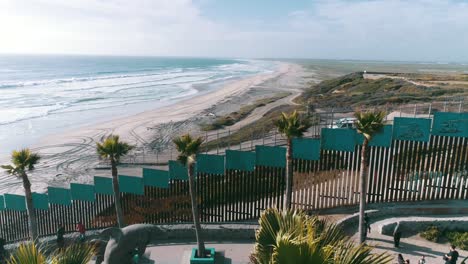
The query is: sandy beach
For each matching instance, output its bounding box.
[0,62,307,194]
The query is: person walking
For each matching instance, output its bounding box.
[76,221,86,242]
[444,245,459,264]
[56,224,65,249]
[418,255,426,264]
[393,222,402,248]
[364,213,371,234]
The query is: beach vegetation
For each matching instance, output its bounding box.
[173,134,206,258]
[6,242,95,264]
[201,104,301,151]
[250,208,391,264]
[274,110,311,210]
[296,72,467,109]
[420,226,468,250]
[1,149,41,240]
[96,135,134,228]
[354,110,385,243]
[201,92,291,131]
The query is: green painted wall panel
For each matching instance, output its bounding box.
[169,160,189,180]
[0,195,4,210]
[255,145,286,168]
[70,183,95,202]
[356,125,393,147]
[432,112,468,138]
[119,175,144,195]
[48,187,72,206]
[32,193,49,210]
[94,176,114,195]
[4,194,26,211]
[225,150,256,171]
[197,154,225,175]
[143,168,169,188]
[393,117,431,142]
[292,138,321,160]
[321,128,356,152]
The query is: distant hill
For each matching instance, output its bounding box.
[298,72,466,109]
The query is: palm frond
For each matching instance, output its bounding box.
[2,149,41,177]
[96,135,134,164]
[354,110,386,140]
[50,243,96,264]
[173,134,203,165]
[274,110,311,139]
[251,208,391,264]
[7,242,47,264]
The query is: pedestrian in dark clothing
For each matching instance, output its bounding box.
[393,222,402,248]
[444,245,459,264]
[57,224,65,249]
[0,237,6,260]
[364,213,371,234]
[397,254,405,264]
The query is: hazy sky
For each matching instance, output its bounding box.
[1,0,468,61]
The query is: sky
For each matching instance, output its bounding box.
[0,0,468,61]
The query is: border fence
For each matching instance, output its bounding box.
[0,106,467,243]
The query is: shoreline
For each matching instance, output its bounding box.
[0,61,304,194]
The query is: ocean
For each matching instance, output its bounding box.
[0,55,277,156]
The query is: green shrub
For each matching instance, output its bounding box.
[420,225,442,242]
[446,231,468,250]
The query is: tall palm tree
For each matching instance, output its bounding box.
[354,110,385,243]
[96,135,134,228]
[274,110,311,210]
[2,149,41,240]
[173,134,206,258]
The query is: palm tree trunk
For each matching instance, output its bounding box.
[111,159,125,228]
[22,173,38,240]
[284,138,293,210]
[188,161,205,258]
[359,139,369,243]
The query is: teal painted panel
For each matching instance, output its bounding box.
[321,128,356,152]
[32,193,49,210]
[143,168,169,188]
[432,112,468,138]
[393,117,431,142]
[5,194,26,211]
[255,145,286,168]
[0,195,4,210]
[225,150,256,171]
[169,160,189,180]
[292,138,321,160]
[48,187,72,206]
[70,183,95,202]
[94,176,114,195]
[356,125,393,147]
[197,154,225,175]
[119,175,144,195]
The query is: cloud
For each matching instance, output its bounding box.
[0,0,467,61]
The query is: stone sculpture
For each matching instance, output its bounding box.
[99,224,165,264]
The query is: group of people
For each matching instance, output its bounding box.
[396,245,460,264]
[56,221,86,248]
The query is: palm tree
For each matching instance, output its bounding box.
[173,134,206,258]
[96,135,134,228]
[2,149,41,240]
[274,110,311,210]
[354,110,385,243]
[251,208,391,264]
